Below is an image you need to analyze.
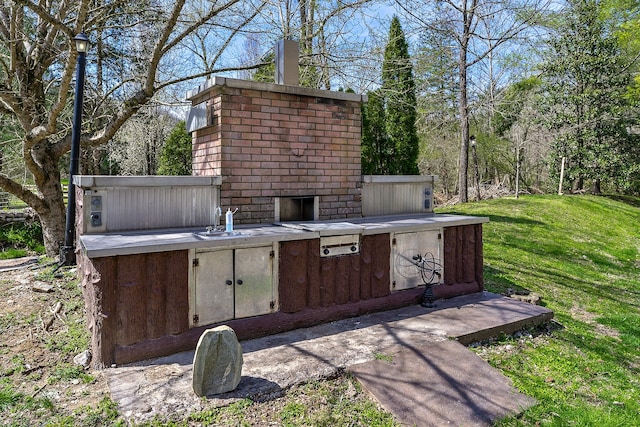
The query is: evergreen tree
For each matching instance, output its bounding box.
[362,16,419,175]
[541,0,634,193]
[252,52,276,83]
[381,16,419,174]
[362,90,390,174]
[158,121,192,176]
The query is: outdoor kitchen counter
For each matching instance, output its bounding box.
[79,213,489,258]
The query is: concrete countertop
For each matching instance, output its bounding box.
[80,213,489,259]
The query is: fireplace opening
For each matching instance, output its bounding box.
[276,196,318,222]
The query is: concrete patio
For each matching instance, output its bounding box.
[105,291,553,425]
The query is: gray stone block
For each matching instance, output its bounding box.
[192,325,243,397]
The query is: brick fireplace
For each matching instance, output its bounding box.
[186,77,365,225]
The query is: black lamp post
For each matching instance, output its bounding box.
[470,135,481,202]
[60,33,89,266]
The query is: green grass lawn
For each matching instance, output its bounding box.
[0,221,45,259]
[438,194,640,426]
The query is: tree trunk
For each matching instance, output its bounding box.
[27,142,66,258]
[591,179,601,195]
[32,151,68,257]
[458,47,469,203]
[572,176,584,192]
[515,144,521,199]
[38,200,68,258]
[0,153,7,208]
[441,158,450,197]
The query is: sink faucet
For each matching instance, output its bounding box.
[213,206,222,230]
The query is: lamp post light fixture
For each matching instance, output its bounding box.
[60,33,89,266]
[469,135,481,202]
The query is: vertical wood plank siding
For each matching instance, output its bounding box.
[475,224,484,290]
[146,254,167,339]
[81,250,189,367]
[81,227,482,366]
[80,255,117,368]
[279,234,391,313]
[441,224,483,294]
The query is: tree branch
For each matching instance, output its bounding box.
[33,0,89,153]
[0,173,44,211]
[0,173,43,206]
[145,0,187,96]
[206,2,265,70]
[12,0,75,39]
[155,63,270,92]
[161,0,244,57]
[0,83,32,130]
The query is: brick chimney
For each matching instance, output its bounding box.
[186,44,366,225]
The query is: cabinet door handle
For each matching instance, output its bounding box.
[225,280,233,286]
[237,279,243,285]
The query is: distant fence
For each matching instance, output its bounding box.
[0,184,68,209]
[0,192,25,210]
[0,184,68,221]
[0,210,36,225]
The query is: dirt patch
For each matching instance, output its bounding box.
[470,321,560,361]
[568,305,621,339]
[0,258,397,425]
[0,258,110,423]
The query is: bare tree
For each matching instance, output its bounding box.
[107,105,179,175]
[507,90,552,195]
[397,0,550,202]
[257,0,377,90]
[0,0,266,256]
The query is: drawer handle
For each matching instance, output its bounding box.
[237,279,243,285]
[225,280,233,286]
